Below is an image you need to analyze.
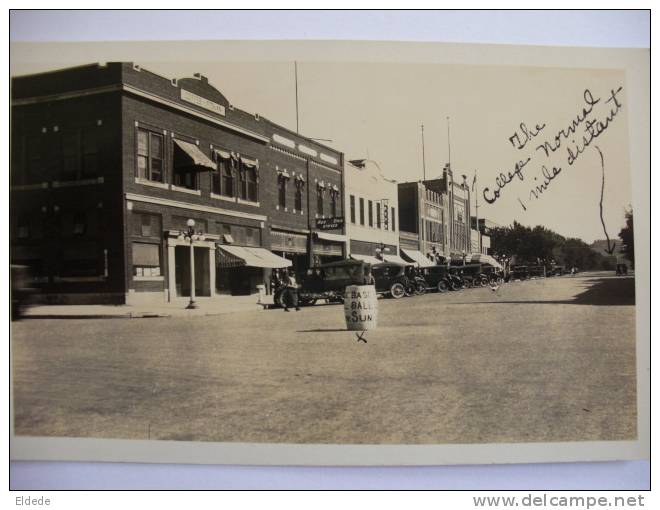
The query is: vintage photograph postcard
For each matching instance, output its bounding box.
[9,39,649,465]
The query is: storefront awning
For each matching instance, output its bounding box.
[384,254,411,265]
[173,139,216,171]
[217,245,292,269]
[315,231,347,243]
[349,254,382,265]
[470,253,503,269]
[400,248,435,268]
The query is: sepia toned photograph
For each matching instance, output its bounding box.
[9,37,648,464]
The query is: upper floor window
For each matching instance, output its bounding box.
[330,191,338,217]
[350,195,356,224]
[317,186,324,215]
[239,159,259,202]
[278,174,287,208]
[368,200,373,227]
[294,177,304,211]
[137,128,164,182]
[391,207,396,231]
[173,169,198,190]
[376,202,381,229]
[359,198,365,225]
[222,158,235,197]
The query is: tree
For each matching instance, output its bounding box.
[619,208,634,268]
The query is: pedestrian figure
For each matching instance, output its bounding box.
[363,266,375,285]
[282,270,300,312]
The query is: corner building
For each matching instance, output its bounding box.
[10,63,345,304]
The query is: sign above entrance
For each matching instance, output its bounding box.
[316,217,345,230]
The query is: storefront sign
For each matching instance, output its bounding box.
[181,89,226,116]
[271,230,307,254]
[316,217,345,230]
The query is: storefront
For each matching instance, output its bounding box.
[312,231,346,266]
[216,244,291,295]
[270,228,309,275]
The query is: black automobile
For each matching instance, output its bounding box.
[528,265,546,278]
[510,265,530,280]
[449,264,488,288]
[548,265,565,277]
[404,265,427,296]
[274,259,370,307]
[371,262,409,299]
[421,265,457,292]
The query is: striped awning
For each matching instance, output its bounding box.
[173,139,216,171]
[400,248,435,268]
[349,253,382,265]
[216,245,292,269]
[384,254,411,265]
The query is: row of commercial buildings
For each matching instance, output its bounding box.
[10,62,494,305]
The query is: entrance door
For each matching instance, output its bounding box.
[174,245,211,297]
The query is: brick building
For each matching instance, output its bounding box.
[10,62,345,304]
[397,163,472,265]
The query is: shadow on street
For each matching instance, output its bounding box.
[462,277,636,307]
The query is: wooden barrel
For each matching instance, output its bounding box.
[343,285,378,331]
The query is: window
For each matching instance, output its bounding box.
[317,186,324,215]
[24,136,43,184]
[132,212,162,239]
[82,130,99,178]
[132,242,161,277]
[61,132,80,181]
[222,159,235,197]
[173,169,197,190]
[278,175,287,208]
[376,202,381,229]
[368,200,373,227]
[359,198,365,225]
[330,191,338,217]
[73,212,87,236]
[294,180,303,211]
[17,215,29,239]
[247,167,258,202]
[137,129,164,182]
[391,207,396,231]
[350,195,356,224]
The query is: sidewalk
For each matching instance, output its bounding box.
[21,295,268,319]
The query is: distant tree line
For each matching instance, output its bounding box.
[489,221,621,271]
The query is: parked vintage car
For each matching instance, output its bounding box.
[481,265,504,284]
[274,259,371,307]
[528,265,546,278]
[450,264,489,288]
[548,265,565,277]
[421,265,457,292]
[371,262,410,299]
[510,265,530,280]
[404,265,427,296]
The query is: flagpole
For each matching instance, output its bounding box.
[294,61,299,134]
[473,170,480,254]
[421,124,426,181]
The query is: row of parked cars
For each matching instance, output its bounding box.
[273,259,506,307]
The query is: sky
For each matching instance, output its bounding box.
[11,51,632,244]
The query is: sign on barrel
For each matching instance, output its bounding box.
[343,285,378,331]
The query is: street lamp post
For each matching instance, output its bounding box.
[182,218,200,310]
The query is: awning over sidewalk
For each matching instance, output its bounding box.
[350,253,382,265]
[217,245,292,269]
[173,139,216,171]
[384,254,411,265]
[400,248,435,268]
[315,231,347,243]
[470,253,503,269]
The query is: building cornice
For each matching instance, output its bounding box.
[12,83,270,144]
[125,192,267,222]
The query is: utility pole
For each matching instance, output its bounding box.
[446,116,451,169]
[473,170,480,254]
[294,61,299,134]
[421,124,426,181]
